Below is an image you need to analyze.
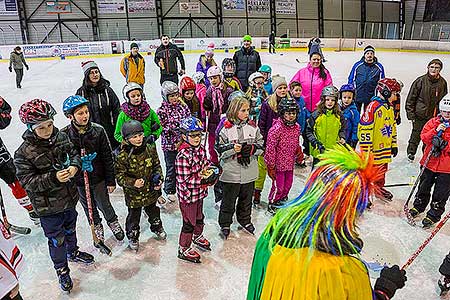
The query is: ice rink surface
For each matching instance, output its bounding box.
[1,49,450,299]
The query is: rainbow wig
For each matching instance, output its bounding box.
[265,144,383,257]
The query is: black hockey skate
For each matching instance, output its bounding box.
[193,235,211,251]
[439,275,450,296]
[56,266,73,294]
[67,250,94,265]
[178,246,201,263]
[128,239,139,252]
[422,217,437,229]
[220,227,230,240]
[154,227,167,240]
[240,223,255,235]
[267,204,277,216]
[409,207,421,218]
[108,220,125,241]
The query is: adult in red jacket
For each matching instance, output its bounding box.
[409,96,450,228]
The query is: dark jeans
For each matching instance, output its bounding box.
[269,43,276,53]
[125,203,162,240]
[219,182,254,228]
[77,181,118,226]
[14,69,23,88]
[160,73,178,85]
[179,199,204,247]
[407,118,428,156]
[40,208,78,270]
[163,150,177,195]
[413,168,450,222]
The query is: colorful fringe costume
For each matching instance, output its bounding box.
[247,145,383,300]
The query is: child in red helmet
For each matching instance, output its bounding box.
[358,78,401,202]
[180,76,202,119]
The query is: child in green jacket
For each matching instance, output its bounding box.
[114,82,162,144]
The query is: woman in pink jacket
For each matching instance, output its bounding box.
[290,52,333,112]
[264,97,303,215]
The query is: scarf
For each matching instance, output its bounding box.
[121,101,151,122]
[211,83,224,114]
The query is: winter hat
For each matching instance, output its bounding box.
[364,45,375,55]
[130,42,139,50]
[81,60,98,74]
[271,75,287,91]
[243,35,252,42]
[428,58,443,69]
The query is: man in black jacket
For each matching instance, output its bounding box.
[233,35,262,91]
[154,35,186,85]
[61,95,124,245]
[405,59,448,161]
[269,31,276,54]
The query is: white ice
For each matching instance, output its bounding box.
[1,49,450,300]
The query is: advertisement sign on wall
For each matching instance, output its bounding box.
[97,0,125,14]
[223,0,245,10]
[0,0,17,15]
[247,0,269,14]
[128,0,155,13]
[46,1,72,14]
[179,2,200,13]
[276,0,296,15]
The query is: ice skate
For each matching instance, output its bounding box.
[154,227,167,240]
[240,223,255,235]
[439,275,450,296]
[94,223,105,243]
[178,246,201,263]
[108,220,125,241]
[422,217,437,229]
[56,266,73,294]
[220,227,230,240]
[67,250,94,265]
[267,204,277,216]
[193,234,211,251]
[377,188,393,202]
[214,200,222,211]
[128,239,139,252]
[407,153,415,163]
[28,211,40,225]
[409,207,421,218]
[167,193,177,202]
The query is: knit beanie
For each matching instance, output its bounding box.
[428,58,443,69]
[81,60,98,74]
[271,75,287,91]
[130,42,139,50]
[364,45,375,55]
[243,35,252,42]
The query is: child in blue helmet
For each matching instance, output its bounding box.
[259,65,273,95]
[175,116,218,263]
[339,84,360,148]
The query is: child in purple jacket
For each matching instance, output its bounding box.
[264,97,303,215]
[157,81,191,202]
[196,49,217,88]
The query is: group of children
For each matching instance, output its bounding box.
[4,47,450,298]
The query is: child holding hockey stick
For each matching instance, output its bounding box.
[115,120,166,252]
[61,95,124,250]
[14,99,94,293]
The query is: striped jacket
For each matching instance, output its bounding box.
[358,96,397,164]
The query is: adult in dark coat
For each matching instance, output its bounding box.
[8,46,29,88]
[76,60,121,150]
[154,35,186,85]
[233,35,262,91]
[405,58,448,161]
[348,45,385,113]
[268,31,276,54]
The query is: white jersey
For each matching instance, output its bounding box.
[0,222,24,299]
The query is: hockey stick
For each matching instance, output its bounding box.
[81,149,112,256]
[384,182,413,188]
[0,188,31,235]
[402,204,450,270]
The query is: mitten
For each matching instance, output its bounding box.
[145,134,157,145]
[374,265,407,299]
[391,146,398,157]
[81,152,97,172]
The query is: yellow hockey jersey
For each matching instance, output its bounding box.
[358,97,397,165]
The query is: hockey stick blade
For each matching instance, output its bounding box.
[8,223,31,235]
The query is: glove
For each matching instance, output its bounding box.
[25,65,29,71]
[317,143,325,154]
[349,140,358,149]
[200,166,221,186]
[241,144,255,158]
[151,174,162,189]
[267,167,276,180]
[237,153,250,167]
[374,265,407,299]
[145,134,157,145]
[391,146,398,157]
[432,135,448,156]
[8,66,12,73]
[81,152,97,172]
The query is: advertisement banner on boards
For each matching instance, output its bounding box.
[128,0,155,13]
[97,0,126,14]
[276,0,296,15]
[18,42,109,58]
[0,0,17,15]
[223,0,245,10]
[179,2,200,13]
[247,0,269,14]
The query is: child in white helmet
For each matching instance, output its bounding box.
[246,72,269,122]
